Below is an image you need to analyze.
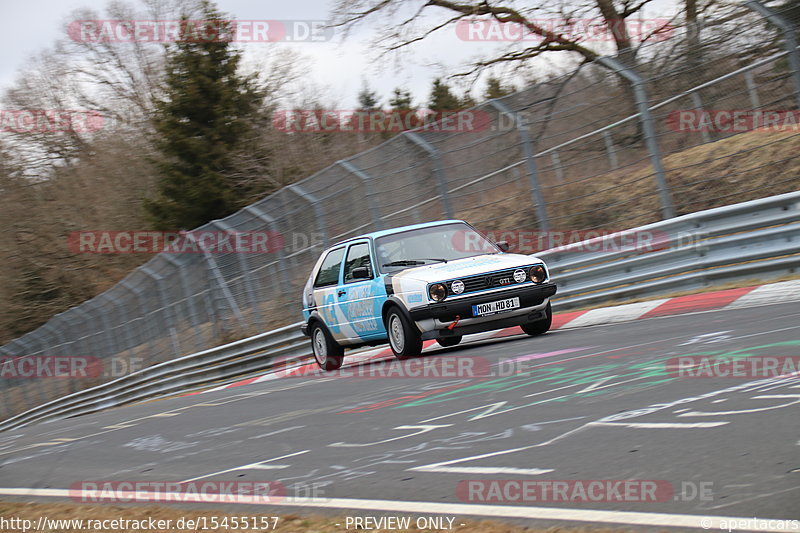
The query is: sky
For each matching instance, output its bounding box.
[1,0,533,110]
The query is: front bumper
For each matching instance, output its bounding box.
[409,282,557,322]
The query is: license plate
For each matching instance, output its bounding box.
[472,297,520,317]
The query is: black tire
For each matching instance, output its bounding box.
[310,323,344,371]
[385,307,423,360]
[521,302,552,336]
[436,335,462,348]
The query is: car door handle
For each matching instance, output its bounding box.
[337,289,346,297]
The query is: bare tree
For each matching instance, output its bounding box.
[331,0,676,79]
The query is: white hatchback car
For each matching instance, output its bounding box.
[300,220,557,370]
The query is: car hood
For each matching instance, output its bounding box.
[389,253,543,283]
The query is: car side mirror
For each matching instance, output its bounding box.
[351,266,371,279]
[496,240,510,252]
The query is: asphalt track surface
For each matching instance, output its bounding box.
[1,302,798,531]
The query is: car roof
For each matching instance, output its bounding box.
[329,219,467,248]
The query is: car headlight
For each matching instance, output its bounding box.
[429,283,447,302]
[529,265,546,283]
[450,279,465,294]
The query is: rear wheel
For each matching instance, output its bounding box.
[311,324,344,371]
[385,308,423,360]
[436,335,462,347]
[521,302,552,336]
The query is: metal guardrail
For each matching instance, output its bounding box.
[1,191,797,432]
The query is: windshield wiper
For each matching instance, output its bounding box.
[382,258,448,267]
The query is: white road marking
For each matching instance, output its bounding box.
[179,450,309,483]
[677,395,800,417]
[0,487,791,532]
[409,445,553,475]
[592,422,729,428]
[329,425,451,447]
[415,466,553,475]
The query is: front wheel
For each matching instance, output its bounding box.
[311,324,344,371]
[385,308,423,360]
[521,302,552,336]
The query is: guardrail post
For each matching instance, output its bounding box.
[244,206,292,296]
[288,184,329,249]
[489,99,550,232]
[338,160,384,230]
[602,130,619,170]
[212,220,261,329]
[404,132,454,219]
[161,255,204,351]
[184,232,246,332]
[596,56,675,219]
[745,0,800,109]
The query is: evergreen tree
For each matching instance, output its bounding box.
[145,1,265,230]
[357,82,380,111]
[428,78,463,111]
[389,88,413,111]
[483,76,516,100]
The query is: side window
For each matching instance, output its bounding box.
[343,243,373,283]
[314,248,345,288]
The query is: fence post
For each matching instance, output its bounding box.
[73,305,109,359]
[338,160,384,230]
[743,70,762,110]
[184,232,246,333]
[161,254,204,351]
[140,266,182,357]
[287,184,330,248]
[11,339,40,408]
[550,151,564,182]
[404,132,454,219]
[745,0,800,109]
[244,205,292,296]
[212,220,262,329]
[595,56,675,219]
[489,99,550,232]
[602,130,619,170]
[690,91,712,144]
[120,280,160,361]
[95,296,123,357]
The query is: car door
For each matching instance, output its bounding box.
[336,240,387,342]
[311,246,347,342]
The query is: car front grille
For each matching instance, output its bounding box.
[447,267,537,295]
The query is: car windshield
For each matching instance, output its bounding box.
[376,222,499,273]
